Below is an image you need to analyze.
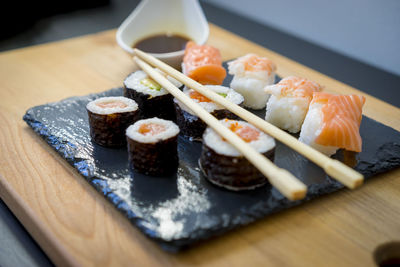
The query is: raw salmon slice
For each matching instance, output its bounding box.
[313,92,366,152]
[183,41,226,85]
[278,76,323,99]
[233,53,276,74]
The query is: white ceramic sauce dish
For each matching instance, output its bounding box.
[116,0,209,69]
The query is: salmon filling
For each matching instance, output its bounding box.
[189,90,228,103]
[138,123,166,136]
[189,91,212,102]
[96,101,128,109]
[227,121,260,142]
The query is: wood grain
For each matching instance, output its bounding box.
[0,24,399,267]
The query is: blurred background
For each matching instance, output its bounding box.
[206,0,400,76]
[0,0,399,266]
[1,0,399,76]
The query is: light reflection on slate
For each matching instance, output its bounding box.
[23,83,400,251]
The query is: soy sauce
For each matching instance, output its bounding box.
[379,258,400,267]
[133,33,190,53]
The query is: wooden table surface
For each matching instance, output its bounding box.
[0,24,399,267]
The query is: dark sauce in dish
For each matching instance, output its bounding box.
[379,258,400,267]
[133,33,190,53]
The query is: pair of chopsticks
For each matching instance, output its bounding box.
[133,48,364,200]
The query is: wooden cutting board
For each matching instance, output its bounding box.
[0,24,399,267]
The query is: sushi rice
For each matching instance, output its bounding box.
[299,92,365,156]
[203,119,275,157]
[264,76,323,133]
[126,118,180,176]
[299,102,338,156]
[86,96,139,147]
[124,69,182,97]
[126,117,180,144]
[124,69,182,120]
[86,96,138,115]
[175,85,244,115]
[200,119,276,190]
[228,54,276,109]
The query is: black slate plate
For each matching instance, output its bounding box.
[23,80,400,251]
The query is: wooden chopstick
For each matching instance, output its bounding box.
[134,57,307,201]
[134,48,364,189]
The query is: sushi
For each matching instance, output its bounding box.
[126,118,180,176]
[174,85,244,140]
[299,92,366,156]
[87,96,139,147]
[264,76,323,133]
[228,53,276,109]
[182,41,226,85]
[123,69,182,121]
[199,119,276,190]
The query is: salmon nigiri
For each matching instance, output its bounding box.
[264,76,323,133]
[182,41,226,85]
[299,92,366,156]
[227,54,277,109]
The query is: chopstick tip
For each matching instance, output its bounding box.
[291,190,307,201]
[325,159,364,189]
[353,177,364,188]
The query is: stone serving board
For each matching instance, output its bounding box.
[23,78,400,251]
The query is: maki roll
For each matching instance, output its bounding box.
[123,69,182,120]
[87,96,139,147]
[264,76,323,133]
[182,41,227,85]
[174,85,244,140]
[199,119,276,190]
[126,118,180,176]
[299,92,365,156]
[228,54,276,109]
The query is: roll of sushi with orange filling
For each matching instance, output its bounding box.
[123,69,182,121]
[264,76,323,133]
[199,119,275,190]
[87,96,139,147]
[182,41,226,85]
[299,92,366,156]
[126,118,180,176]
[228,53,276,109]
[174,85,244,141]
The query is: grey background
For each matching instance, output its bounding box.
[0,0,398,266]
[2,0,399,76]
[204,0,400,76]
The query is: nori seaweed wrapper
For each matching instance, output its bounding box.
[124,86,176,121]
[199,143,275,190]
[87,109,139,148]
[175,102,241,141]
[127,134,179,176]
